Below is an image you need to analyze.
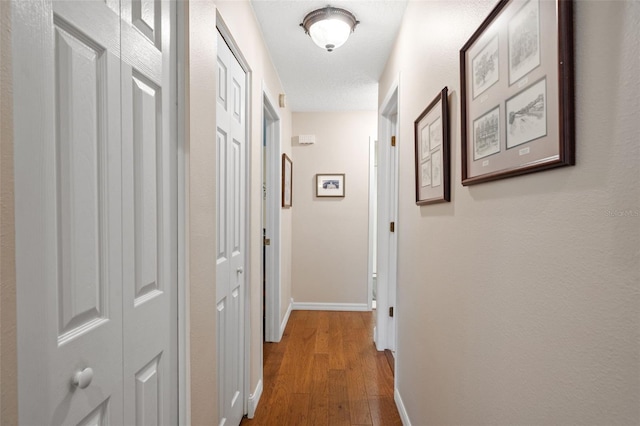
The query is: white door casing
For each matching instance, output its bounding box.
[13,1,177,424]
[216,31,247,426]
[262,89,282,343]
[376,83,399,353]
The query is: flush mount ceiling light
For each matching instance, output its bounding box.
[300,6,359,52]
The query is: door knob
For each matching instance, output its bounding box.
[237,267,244,274]
[72,367,94,389]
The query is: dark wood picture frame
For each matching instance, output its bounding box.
[414,87,450,205]
[315,174,345,198]
[460,0,574,185]
[282,153,292,208]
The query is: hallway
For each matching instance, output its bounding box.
[241,311,402,425]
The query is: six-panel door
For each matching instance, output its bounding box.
[14,1,177,424]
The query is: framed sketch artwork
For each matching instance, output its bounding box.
[460,0,574,185]
[282,153,292,208]
[316,174,345,198]
[414,87,450,205]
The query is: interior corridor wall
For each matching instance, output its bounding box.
[212,0,294,415]
[291,112,377,306]
[379,0,639,424]
[188,0,292,422]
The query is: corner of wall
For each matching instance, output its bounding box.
[186,0,219,423]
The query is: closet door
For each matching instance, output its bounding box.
[14,1,177,424]
[121,0,178,424]
[14,1,124,424]
[216,32,247,426]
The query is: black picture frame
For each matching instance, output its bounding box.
[414,87,450,205]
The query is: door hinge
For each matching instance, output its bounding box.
[391,136,396,147]
[263,237,271,246]
[389,307,394,317]
[390,222,395,232]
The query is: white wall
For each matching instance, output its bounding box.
[291,112,377,306]
[380,0,639,424]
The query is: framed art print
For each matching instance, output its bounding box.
[282,153,292,208]
[316,174,345,198]
[460,0,574,185]
[414,87,450,205]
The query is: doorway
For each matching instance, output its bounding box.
[368,137,378,310]
[262,90,282,343]
[376,82,399,354]
[215,28,249,426]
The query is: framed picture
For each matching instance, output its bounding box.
[316,174,345,198]
[282,153,292,208]
[414,87,450,205]
[460,0,574,185]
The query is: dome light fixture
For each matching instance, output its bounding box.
[300,6,359,52]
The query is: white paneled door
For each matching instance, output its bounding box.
[216,32,247,426]
[13,1,177,424]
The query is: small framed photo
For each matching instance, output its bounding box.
[460,0,574,185]
[315,174,345,198]
[282,153,292,208]
[414,87,450,205]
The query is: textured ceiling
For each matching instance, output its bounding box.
[251,0,408,111]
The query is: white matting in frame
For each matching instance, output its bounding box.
[316,174,345,197]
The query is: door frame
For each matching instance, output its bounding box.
[215,13,253,418]
[176,2,188,424]
[262,87,282,343]
[367,136,377,311]
[376,77,400,353]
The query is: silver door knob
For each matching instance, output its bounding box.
[237,267,244,274]
[72,367,94,389]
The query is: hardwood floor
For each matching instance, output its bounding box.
[241,310,402,426]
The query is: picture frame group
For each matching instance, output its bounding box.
[316,174,345,198]
[460,0,574,185]
[414,87,450,205]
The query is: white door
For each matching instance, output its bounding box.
[120,0,178,424]
[262,93,282,343]
[13,1,177,424]
[216,32,247,426]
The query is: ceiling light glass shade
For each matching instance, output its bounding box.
[300,7,359,52]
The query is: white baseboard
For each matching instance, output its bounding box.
[394,387,411,426]
[247,379,263,419]
[279,298,293,340]
[291,301,369,311]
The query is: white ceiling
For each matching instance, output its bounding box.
[250,0,408,111]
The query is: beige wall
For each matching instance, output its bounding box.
[291,112,376,305]
[380,0,639,424]
[186,1,219,423]
[0,1,17,424]
[190,0,291,424]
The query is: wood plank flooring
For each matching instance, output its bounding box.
[241,310,402,426]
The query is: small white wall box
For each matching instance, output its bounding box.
[295,135,316,145]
